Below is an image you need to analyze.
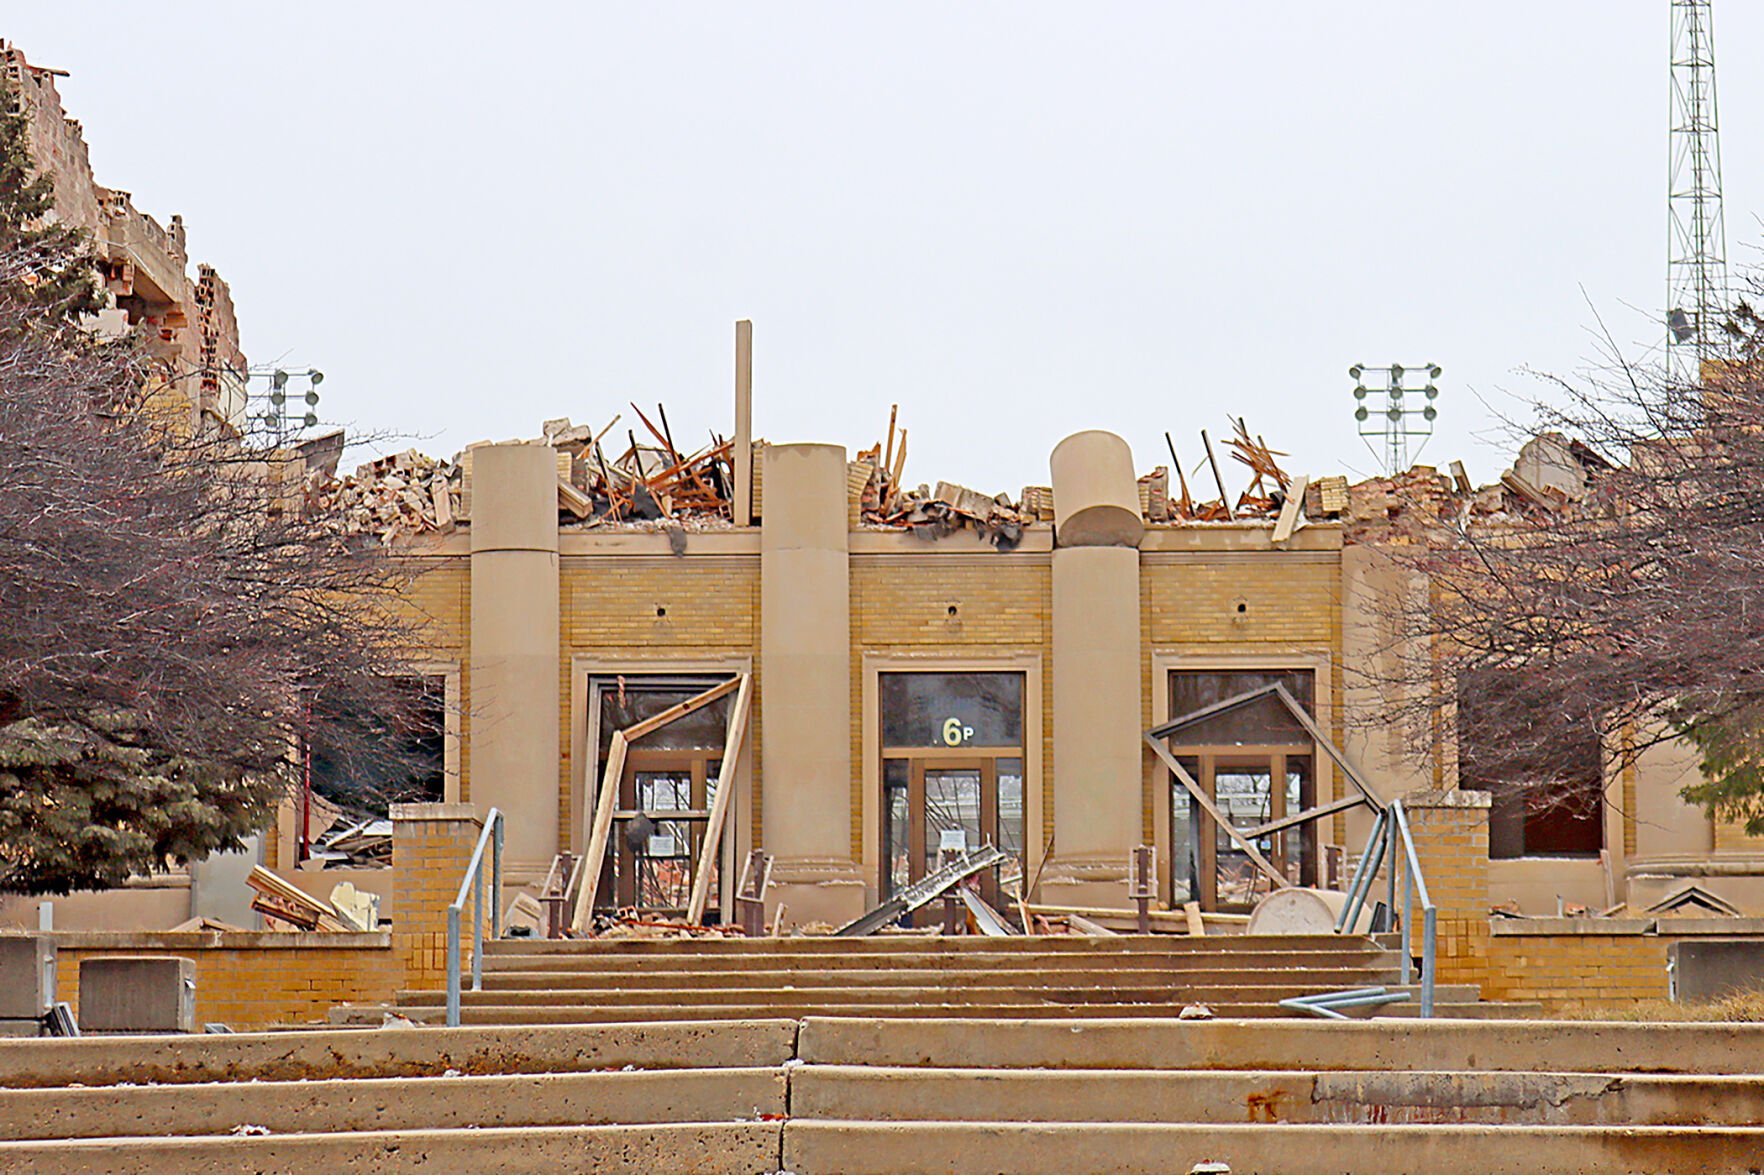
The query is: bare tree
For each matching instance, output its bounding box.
[1358,271,1764,831]
[0,240,436,893]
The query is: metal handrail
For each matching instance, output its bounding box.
[445,808,505,1028]
[1335,798,1437,1017]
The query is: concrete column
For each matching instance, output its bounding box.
[760,443,864,926]
[468,443,560,878]
[1044,430,1146,908]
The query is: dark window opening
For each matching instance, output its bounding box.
[307,674,447,820]
[1459,676,1604,859]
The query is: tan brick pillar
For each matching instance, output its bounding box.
[1402,789,1492,992]
[759,443,865,926]
[469,442,560,883]
[1042,430,1145,907]
[392,803,484,991]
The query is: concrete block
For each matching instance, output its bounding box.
[78,957,195,1034]
[1671,939,1764,1003]
[0,936,56,1037]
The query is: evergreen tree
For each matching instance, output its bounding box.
[0,75,103,324]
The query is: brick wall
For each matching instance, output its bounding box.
[1483,923,1670,1013]
[1140,549,1343,841]
[1403,790,1493,991]
[560,554,760,848]
[50,932,398,1031]
[392,803,486,991]
[851,552,1053,857]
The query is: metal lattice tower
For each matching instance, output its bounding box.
[1667,0,1729,376]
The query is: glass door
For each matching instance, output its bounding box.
[614,751,721,914]
[881,755,1022,917]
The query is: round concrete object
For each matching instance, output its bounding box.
[1050,430,1144,548]
[1246,887,1363,935]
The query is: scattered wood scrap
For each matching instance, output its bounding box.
[246,866,350,932]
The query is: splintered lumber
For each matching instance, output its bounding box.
[687,673,754,924]
[575,676,745,933]
[246,866,348,932]
[1271,474,1308,544]
[835,846,1006,937]
[1063,912,1119,936]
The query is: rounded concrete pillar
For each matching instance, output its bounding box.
[1050,430,1144,549]
[759,443,863,925]
[1044,430,1144,906]
[468,443,560,878]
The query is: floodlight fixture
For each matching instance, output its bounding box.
[1348,362,1442,474]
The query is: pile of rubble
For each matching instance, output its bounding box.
[309,448,460,545]
[305,403,743,542]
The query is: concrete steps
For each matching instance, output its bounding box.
[6,1017,1764,1171]
[418,933,1410,1026]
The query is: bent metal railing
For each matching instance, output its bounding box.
[1335,798,1437,1018]
[446,807,505,1028]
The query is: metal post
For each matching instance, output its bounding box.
[1337,810,1388,932]
[445,905,461,1027]
[491,812,505,938]
[1385,817,1397,930]
[1421,906,1437,1018]
[1399,846,1413,986]
[471,863,484,992]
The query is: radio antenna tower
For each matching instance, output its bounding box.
[1666,0,1729,378]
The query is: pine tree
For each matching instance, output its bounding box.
[0,73,104,324]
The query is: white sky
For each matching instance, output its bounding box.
[8,3,1763,493]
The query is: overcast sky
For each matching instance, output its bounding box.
[8,3,1762,492]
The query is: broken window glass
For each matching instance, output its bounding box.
[881,672,1024,749]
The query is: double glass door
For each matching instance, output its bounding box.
[883,755,1023,913]
[1172,750,1314,911]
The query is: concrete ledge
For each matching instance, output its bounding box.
[0,1068,786,1140]
[46,931,391,950]
[781,1121,1764,1175]
[796,1017,1764,1074]
[1492,919,1654,937]
[791,1065,1764,1126]
[1491,917,1764,937]
[0,1019,799,1089]
[0,1122,781,1175]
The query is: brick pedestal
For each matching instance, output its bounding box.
[392,803,484,991]
[1403,789,1492,992]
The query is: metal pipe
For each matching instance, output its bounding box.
[445,905,461,1027]
[492,813,505,938]
[1399,845,1413,986]
[1421,906,1437,1018]
[1337,811,1389,932]
[1385,816,1398,928]
[471,862,484,992]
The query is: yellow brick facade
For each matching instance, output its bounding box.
[52,936,400,1031]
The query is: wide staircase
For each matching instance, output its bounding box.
[3,1015,1762,1172]
[394,933,1418,1024]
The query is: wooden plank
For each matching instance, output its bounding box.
[573,730,628,933]
[1064,912,1120,936]
[1201,428,1233,519]
[1271,474,1308,544]
[687,673,753,923]
[1238,792,1366,840]
[622,677,741,741]
[1450,459,1472,495]
[1183,900,1206,937]
[1144,734,1291,892]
